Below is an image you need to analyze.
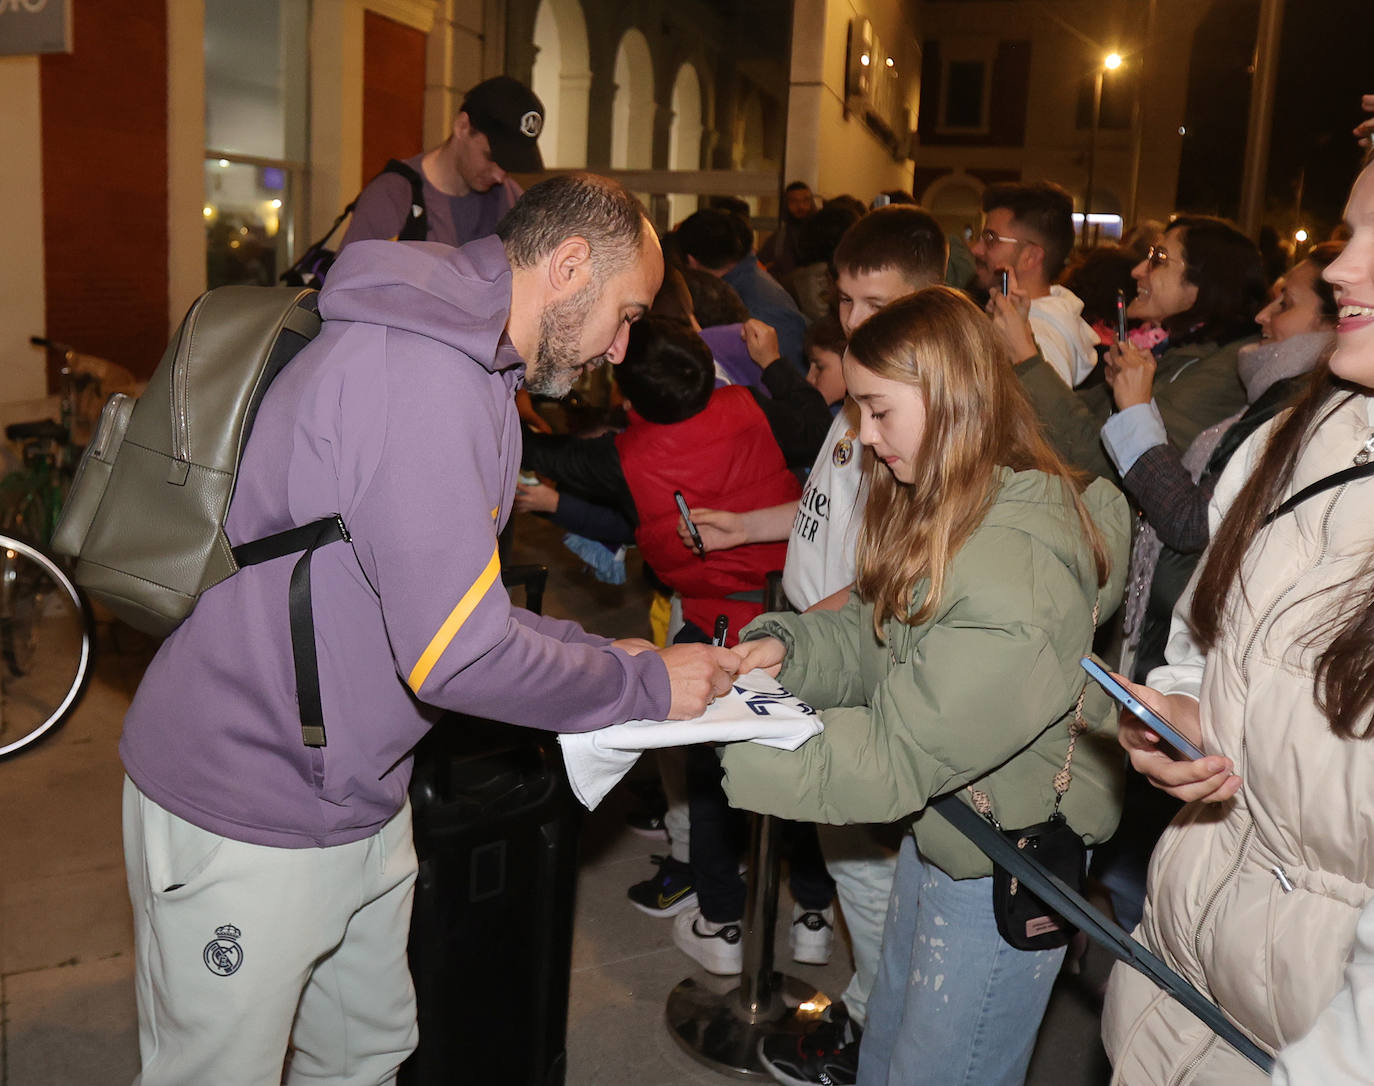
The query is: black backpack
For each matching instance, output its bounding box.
[280,158,429,288]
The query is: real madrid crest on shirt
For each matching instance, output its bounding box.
[204,923,244,976]
[832,428,857,467]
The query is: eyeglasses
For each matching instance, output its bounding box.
[1145,245,1170,269]
[978,229,1024,248]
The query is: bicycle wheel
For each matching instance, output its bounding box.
[0,534,94,758]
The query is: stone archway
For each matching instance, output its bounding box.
[667,62,703,228]
[610,27,655,170]
[923,173,984,237]
[530,0,591,168]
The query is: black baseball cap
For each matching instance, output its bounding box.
[460,76,545,173]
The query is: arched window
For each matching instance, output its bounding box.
[530,0,590,168]
[667,63,703,228]
[737,91,767,172]
[611,28,655,170]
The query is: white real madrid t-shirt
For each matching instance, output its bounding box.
[781,404,867,611]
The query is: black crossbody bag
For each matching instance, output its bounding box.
[933,793,1274,1073]
[965,601,1099,952]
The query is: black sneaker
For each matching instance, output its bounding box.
[627,855,697,917]
[759,1003,862,1086]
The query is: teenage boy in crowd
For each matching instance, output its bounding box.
[118,174,740,1086]
[969,181,1100,388]
[341,75,543,251]
[679,203,949,1086]
[676,208,809,374]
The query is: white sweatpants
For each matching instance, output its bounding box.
[123,777,419,1086]
[817,822,900,1027]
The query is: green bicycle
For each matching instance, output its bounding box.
[0,337,96,545]
[0,337,98,758]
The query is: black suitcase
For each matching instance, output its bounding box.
[399,565,582,1086]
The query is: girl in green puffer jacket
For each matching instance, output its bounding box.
[724,286,1129,1085]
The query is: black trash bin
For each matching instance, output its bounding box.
[398,563,581,1086]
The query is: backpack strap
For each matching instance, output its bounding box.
[1261,461,1374,527]
[279,159,428,285]
[382,158,428,242]
[931,794,1275,1073]
[232,515,350,748]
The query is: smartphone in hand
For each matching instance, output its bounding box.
[1115,288,1128,343]
[1080,657,1205,761]
[999,268,1010,296]
[675,490,704,555]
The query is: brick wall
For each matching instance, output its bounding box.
[41,0,168,385]
[362,11,426,186]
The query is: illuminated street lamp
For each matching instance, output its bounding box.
[1084,52,1122,247]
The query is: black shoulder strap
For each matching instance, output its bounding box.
[1261,461,1374,527]
[382,158,429,242]
[280,159,430,284]
[931,794,1275,1074]
[232,515,349,748]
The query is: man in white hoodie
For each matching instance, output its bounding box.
[970,180,1100,387]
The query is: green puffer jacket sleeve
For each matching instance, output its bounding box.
[740,590,871,711]
[723,532,1090,825]
[1015,353,1116,480]
[721,473,1131,878]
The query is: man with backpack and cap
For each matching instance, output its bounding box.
[114,173,740,1086]
[340,74,545,251]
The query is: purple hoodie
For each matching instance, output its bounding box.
[120,237,671,848]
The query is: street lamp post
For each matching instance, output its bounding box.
[1084,52,1121,248]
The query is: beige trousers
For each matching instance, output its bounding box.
[123,777,418,1085]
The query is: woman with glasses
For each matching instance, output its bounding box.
[995,216,1268,486]
[1090,241,1343,935]
[1101,159,1374,1085]
[1115,240,1342,683]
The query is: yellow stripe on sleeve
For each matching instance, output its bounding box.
[407,542,502,693]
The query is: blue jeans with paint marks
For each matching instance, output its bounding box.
[856,835,1065,1086]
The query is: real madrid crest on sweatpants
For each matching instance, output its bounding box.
[204,924,244,976]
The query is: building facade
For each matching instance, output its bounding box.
[1,0,836,415]
[911,0,1204,240]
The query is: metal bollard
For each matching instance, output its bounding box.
[665,573,833,1078]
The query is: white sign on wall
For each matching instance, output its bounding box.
[0,0,72,56]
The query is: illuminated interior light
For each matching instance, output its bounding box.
[1104,53,1122,70]
[218,158,229,168]
[1295,228,1309,243]
[860,53,870,66]
[270,198,283,209]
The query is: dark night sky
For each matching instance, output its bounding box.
[1176,0,1369,240]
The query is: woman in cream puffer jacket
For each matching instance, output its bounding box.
[1102,163,1374,1084]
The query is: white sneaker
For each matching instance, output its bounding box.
[790,903,835,965]
[672,906,743,975]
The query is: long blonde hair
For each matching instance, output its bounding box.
[850,287,1110,635]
